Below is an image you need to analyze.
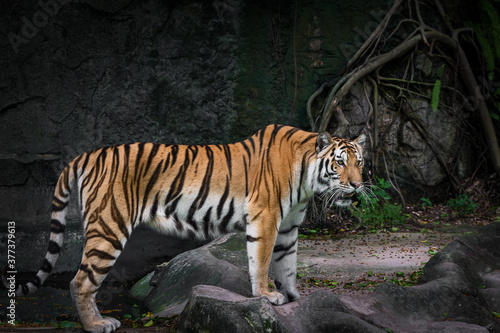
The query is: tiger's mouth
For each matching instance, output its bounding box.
[335,192,356,207]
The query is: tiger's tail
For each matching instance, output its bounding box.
[5,161,76,296]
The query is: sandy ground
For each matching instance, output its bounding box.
[295,231,457,296]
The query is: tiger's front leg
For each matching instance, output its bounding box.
[246,217,286,305]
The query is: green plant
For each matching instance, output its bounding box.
[389,266,424,287]
[350,177,408,230]
[446,194,478,215]
[431,64,445,112]
[420,197,432,208]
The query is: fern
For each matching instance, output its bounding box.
[431,79,441,112]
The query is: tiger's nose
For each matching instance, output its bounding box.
[350,181,362,189]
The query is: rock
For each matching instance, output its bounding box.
[136,223,500,332]
[109,226,208,282]
[341,223,500,332]
[177,286,385,333]
[129,233,251,317]
[178,285,290,333]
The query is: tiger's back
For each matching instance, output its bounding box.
[75,126,317,240]
[13,124,366,333]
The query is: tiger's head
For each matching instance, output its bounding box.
[314,131,366,207]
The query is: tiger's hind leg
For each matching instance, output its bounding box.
[71,216,128,333]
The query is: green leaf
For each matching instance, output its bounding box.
[144,320,154,327]
[431,79,441,112]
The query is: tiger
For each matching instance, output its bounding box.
[8,124,366,333]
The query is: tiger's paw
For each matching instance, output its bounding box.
[283,288,300,303]
[262,291,286,305]
[84,317,121,333]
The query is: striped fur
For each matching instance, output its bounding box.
[14,125,365,333]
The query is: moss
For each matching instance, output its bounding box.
[129,271,154,302]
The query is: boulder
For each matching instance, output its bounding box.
[178,285,384,333]
[129,233,251,317]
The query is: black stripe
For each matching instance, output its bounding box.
[273,239,298,262]
[219,198,235,233]
[110,146,119,172]
[41,258,53,273]
[246,235,261,242]
[132,144,145,226]
[188,145,199,161]
[122,145,131,216]
[21,283,29,295]
[173,213,184,231]
[284,127,300,141]
[198,146,214,208]
[269,124,282,146]
[140,160,164,220]
[274,249,296,262]
[50,219,66,234]
[163,153,171,173]
[217,177,230,219]
[57,167,69,198]
[52,196,68,211]
[150,192,160,219]
[203,207,212,239]
[86,249,116,260]
[47,240,61,254]
[277,183,283,219]
[258,127,266,152]
[32,276,41,287]
[165,196,182,218]
[186,148,213,231]
[83,171,108,220]
[300,134,317,145]
[279,225,299,235]
[240,141,252,165]
[110,196,130,239]
[248,136,256,153]
[170,145,178,166]
[91,217,123,251]
[244,156,249,196]
[165,151,190,204]
[134,143,145,180]
[92,264,112,275]
[79,264,98,286]
[144,143,160,174]
[222,144,232,177]
[234,220,246,231]
[273,239,297,253]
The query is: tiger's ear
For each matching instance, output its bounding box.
[316,132,332,153]
[354,133,366,148]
